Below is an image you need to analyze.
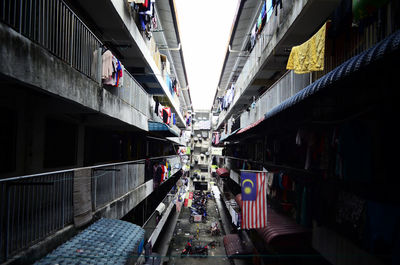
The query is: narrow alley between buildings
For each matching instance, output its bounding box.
[1,0,400,265]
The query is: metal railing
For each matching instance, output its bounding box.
[92,161,146,210]
[0,171,74,262]
[240,70,311,128]
[123,70,151,117]
[0,0,155,125]
[0,155,182,262]
[106,70,151,117]
[91,155,181,211]
[0,0,102,82]
[142,188,176,243]
[216,10,279,129]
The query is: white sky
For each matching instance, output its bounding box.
[175,0,239,111]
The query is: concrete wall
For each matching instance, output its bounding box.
[0,23,148,131]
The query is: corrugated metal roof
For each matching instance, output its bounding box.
[35,218,145,265]
[220,128,240,142]
[237,117,265,134]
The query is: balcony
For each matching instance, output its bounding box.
[240,70,311,128]
[217,0,341,129]
[0,155,182,263]
[0,0,153,131]
[71,0,186,126]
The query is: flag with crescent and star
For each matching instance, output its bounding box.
[241,171,267,229]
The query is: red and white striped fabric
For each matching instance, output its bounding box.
[241,171,267,229]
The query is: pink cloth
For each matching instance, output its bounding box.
[101,50,113,79]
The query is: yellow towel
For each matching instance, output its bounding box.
[286,23,326,74]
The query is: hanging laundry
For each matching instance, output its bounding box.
[165,73,173,95]
[113,58,123,87]
[154,98,159,115]
[162,107,171,125]
[158,103,163,118]
[266,0,273,22]
[138,14,147,31]
[102,50,114,82]
[151,16,157,30]
[161,165,166,182]
[101,49,125,87]
[155,165,163,184]
[172,113,176,125]
[272,0,283,16]
[186,115,191,126]
[250,24,257,49]
[173,79,177,94]
[138,0,154,15]
[118,64,124,88]
[257,1,266,34]
[286,23,327,74]
[168,163,171,178]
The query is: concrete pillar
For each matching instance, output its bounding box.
[76,125,85,167]
[73,168,93,227]
[26,104,45,173]
[15,101,26,176]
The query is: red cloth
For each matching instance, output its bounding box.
[216,168,229,177]
[162,107,171,124]
[281,174,292,190]
[161,165,166,182]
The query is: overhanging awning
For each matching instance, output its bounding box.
[166,137,185,146]
[256,208,311,247]
[148,121,179,137]
[264,29,400,121]
[220,128,240,142]
[235,194,310,248]
[237,117,265,134]
[216,168,229,177]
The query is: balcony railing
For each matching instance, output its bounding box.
[142,188,176,245]
[106,69,150,117]
[0,0,102,82]
[91,155,181,211]
[0,155,181,262]
[0,170,74,262]
[240,70,311,128]
[0,0,154,125]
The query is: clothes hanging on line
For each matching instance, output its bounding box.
[101,49,124,87]
[154,98,159,115]
[102,50,114,80]
[162,107,171,125]
[172,113,176,125]
[286,22,327,74]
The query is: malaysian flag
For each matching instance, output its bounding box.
[241,171,267,229]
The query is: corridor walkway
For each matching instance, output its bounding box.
[164,180,232,265]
